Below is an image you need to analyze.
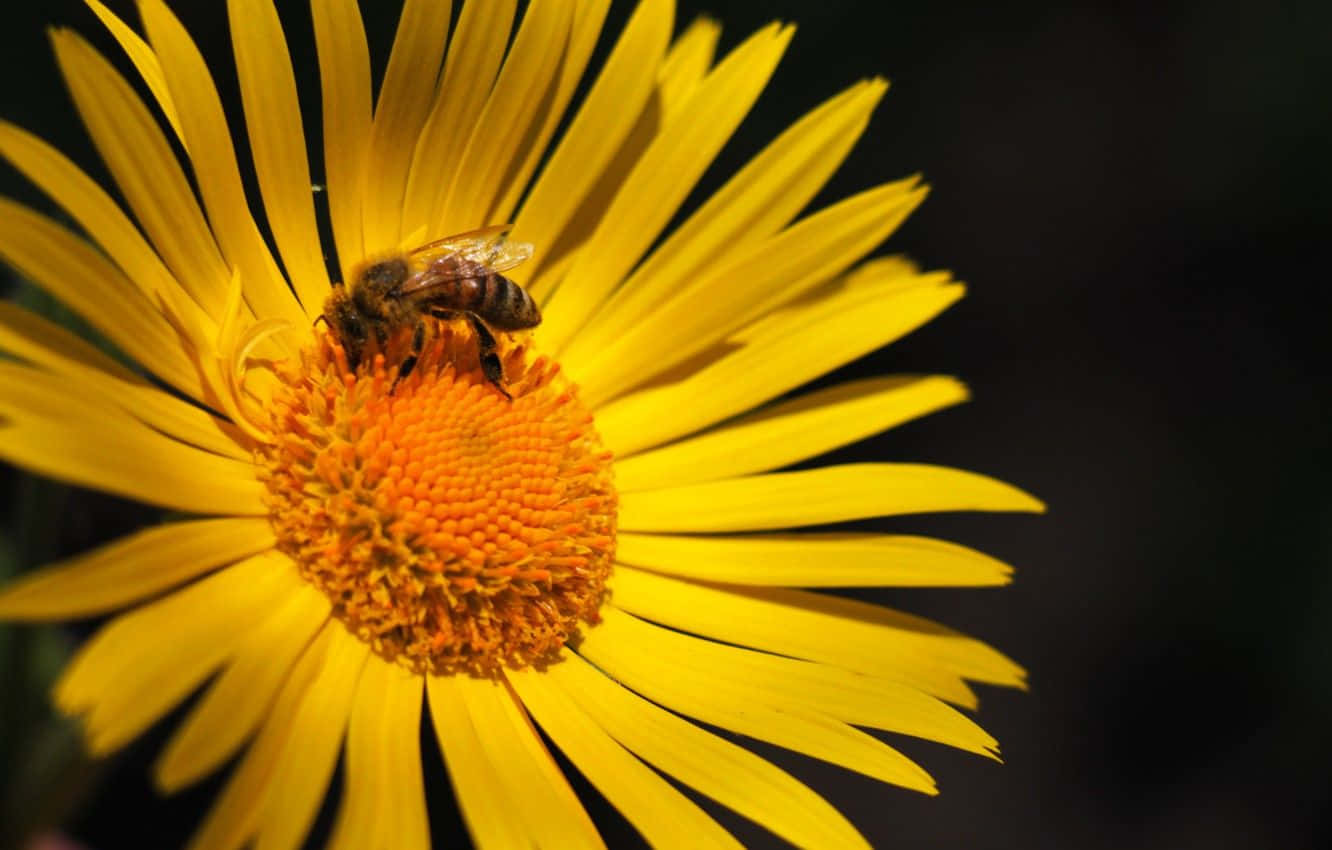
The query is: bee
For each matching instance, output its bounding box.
[321,225,540,397]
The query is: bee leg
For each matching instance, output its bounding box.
[465,314,511,400]
[343,315,367,373]
[390,320,427,394]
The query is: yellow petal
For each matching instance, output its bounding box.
[506,664,743,850]
[659,16,724,110]
[0,364,264,516]
[424,673,530,850]
[311,0,372,282]
[616,530,1013,588]
[619,462,1045,533]
[329,660,428,850]
[139,0,305,332]
[82,0,186,144]
[210,266,285,444]
[0,360,121,423]
[49,29,231,320]
[427,674,604,850]
[550,650,870,849]
[596,275,965,455]
[186,619,338,850]
[156,580,329,792]
[53,552,301,756]
[539,22,794,352]
[110,381,248,460]
[359,0,453,256]
[0,300,140,387]
[0,305,246,459]
[509,0,672,272]
[489,0,613,225]
[526,15,721,300]
[0,415,258,515]
[578,619,938,794]
[839,253,921,290]
[741,253,942,342]
[435,0,575,237]
[0,197,207,398]
[228,0,330,317]
[0,121,216,362]
[564,79,891,374]
[574,180,925,404]
[615,375,968,491]
[592,607,1000,758]
[527,240,579,304]
[0,517,273,620]
[254,625,369,850]
[404,0,516,237]
[611,566,1026,704]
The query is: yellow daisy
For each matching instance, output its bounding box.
[0,0,1044,847]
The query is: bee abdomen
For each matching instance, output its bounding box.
[480,273,541,330]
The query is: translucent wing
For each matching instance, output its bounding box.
[398,225,533,295]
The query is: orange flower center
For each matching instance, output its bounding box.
[257,325,615,675]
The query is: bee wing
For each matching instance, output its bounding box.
[400,226,533,296]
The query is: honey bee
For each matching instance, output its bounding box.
[321,225,540,396]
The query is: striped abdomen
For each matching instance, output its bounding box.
[418,271,539,331]
[466,272,541,330]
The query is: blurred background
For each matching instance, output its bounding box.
[1,0,1329,848]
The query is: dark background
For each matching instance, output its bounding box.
[2,1,1330,848]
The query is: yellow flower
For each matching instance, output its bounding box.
[0,0,1044,847]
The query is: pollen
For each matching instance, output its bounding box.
[257,326,616,676]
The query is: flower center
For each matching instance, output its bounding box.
[257,324,616,675]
